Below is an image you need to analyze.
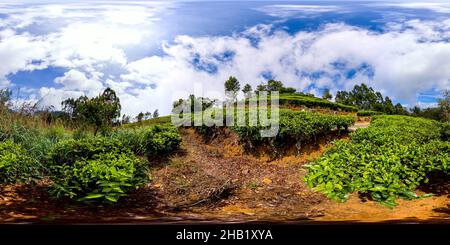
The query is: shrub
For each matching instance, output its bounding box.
[107,125,181,157]
[141,125,182,157]
[278,94,358,112]
[441,122,450,141]
[357,110,383,116]
[48,137,148,203]
[106,129,144,155]
[232,110,355,151]
[0,140,39,183]
[48,137,127,167]
[51,152,148,203]
[305,115,450,206]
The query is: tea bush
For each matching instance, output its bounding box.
[0,140,39,183]
[232,110,355,150]
[48,137,148,203]
[441,122,450,141]
[305,115,450,206]
[141,125,181,157]
[279,94,358,112]
[107,125,181,157]
[48,137,126,167]
[357,110,383,116]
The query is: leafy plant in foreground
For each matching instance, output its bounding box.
[305,115,450,206]
[0,140,40,183]
[48,137,149,203]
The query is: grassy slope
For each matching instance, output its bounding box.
[122,115,171,128]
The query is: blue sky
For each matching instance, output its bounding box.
[0,1,449,115]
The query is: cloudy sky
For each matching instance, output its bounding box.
[1,0,450,116]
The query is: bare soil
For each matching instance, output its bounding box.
[1,122,449,224]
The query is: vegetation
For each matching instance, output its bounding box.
[279,94,358,112]
[322,88,332,101]
[0,88,182,205]
[356,110,383,116]
[305,115,450,206]
[172,94,216,113]
[256,79,296,94]
[48,137,149,203]
[62,88,121,135]
[0,77,449,214]
[335,83,407,115]
[0,140,39,183]
[232,109,354,152]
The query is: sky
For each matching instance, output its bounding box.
[0,1,449,116]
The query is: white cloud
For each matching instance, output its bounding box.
[256,4,342,18]
[379,3,450,13]
[38,87,85,110]
[121,20,450,115]
[0,32,49,77]
[1,2,449,116]
[54,69,103,91]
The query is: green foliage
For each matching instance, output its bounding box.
[335,83,406,115]
[122,115,171,129]
[140,125,182,157]
[256,79,296,93]
[0,89,12,109]
[172,95,216,113]
[224,76,240,94]
[305,115,450,206]
[62,88,121,135]
[107,125,181,157]
[410,106,447,122]
[0,140,39,183]
[242,84,252,94]
[233,110,355,150]
[322,89,332,100]
[279,94,358,112]
[48,137,148,203]
[48,137,126,167]
[441,122,450,141]
[0,123,69,162]
[50,151,148,203]
[438,89,450,121]
[357,110,383,116]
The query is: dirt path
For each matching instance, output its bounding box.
[349,121,371,131]
[150,128,333,221]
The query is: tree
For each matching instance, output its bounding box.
[335,91,351,105]
[439,89,450,121]
[224,76,240,94]
[384,96,395,114]
[153,109,159,118]
[62,87,121,135]
[254,80,295,93]
[322,89,332,100]
[0,89,12,109]
[280,87,296,94]
[266,80,284,91]
[256,83,267,91]
[144,111,152,120]
[335,83,401,114]
[242,84,252,93]
[172,94,216,113]
[394,103,406,115]
[121,114,131,124]
[136,112,144,122]
[411,106,422,116]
